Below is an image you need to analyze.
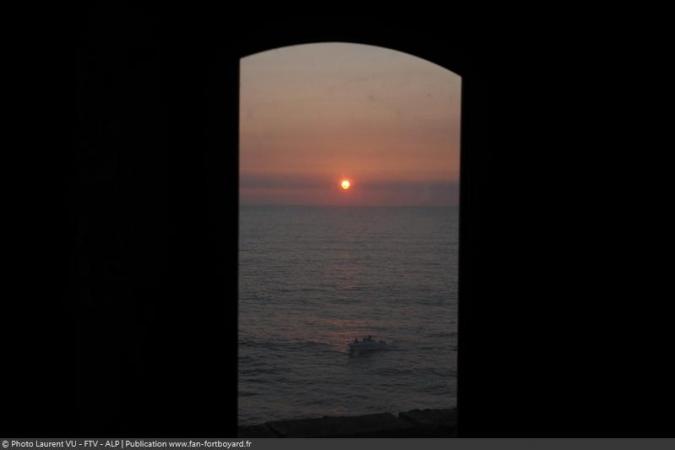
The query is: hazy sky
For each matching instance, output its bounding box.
[240,43,461,206]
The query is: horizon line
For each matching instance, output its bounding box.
[240,203,459,208]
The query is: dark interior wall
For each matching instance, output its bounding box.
[66,8,240,434]
[56,12,487,436]
[6,9,674,437]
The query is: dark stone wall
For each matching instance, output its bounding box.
[66,8,241,434]
[7,8,675,438]
[46,11,482,436]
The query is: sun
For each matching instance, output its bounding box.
[340,179,351,190]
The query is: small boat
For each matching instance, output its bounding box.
[348,335,388,354]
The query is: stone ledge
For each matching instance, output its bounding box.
[398,408,457,435]
[267,412,412,437]
[237,423,280,437]
[238,408,457,438]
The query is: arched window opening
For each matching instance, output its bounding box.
[238,43,461,430]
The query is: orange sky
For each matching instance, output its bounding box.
[240,43,461,206]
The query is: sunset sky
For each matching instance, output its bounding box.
[240,43,461,207]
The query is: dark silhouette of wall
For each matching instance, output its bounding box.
[6,8,674,438]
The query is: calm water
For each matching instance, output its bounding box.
[239,206,458,425]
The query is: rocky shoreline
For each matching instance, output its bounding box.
[238,408,457,437]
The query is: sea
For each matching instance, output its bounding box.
[238,205,459,425]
